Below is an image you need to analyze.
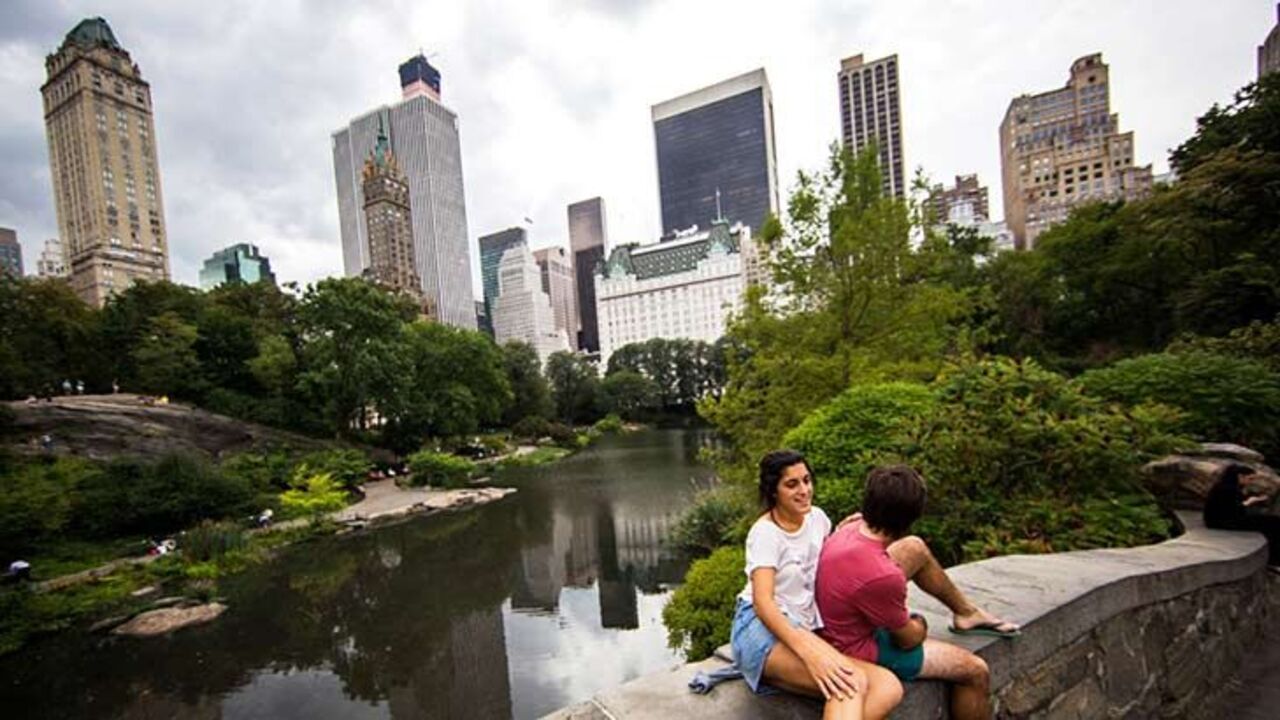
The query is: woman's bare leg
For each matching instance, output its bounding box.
[762,642,903,720]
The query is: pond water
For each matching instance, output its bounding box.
[0,429,717,720]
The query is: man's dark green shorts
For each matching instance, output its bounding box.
[873,628,925,681]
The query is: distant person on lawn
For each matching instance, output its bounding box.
[815,465,1020,720]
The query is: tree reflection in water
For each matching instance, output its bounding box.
[0,429,713,720]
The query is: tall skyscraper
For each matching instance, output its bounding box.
[492,244,571,364]
[568,197,607,353]
[652,69,779,236]
[42,17,169,306]
[838,53,906,198]
[928,174,990,224]
[359,125,423,309]
[478,226,528,335]
[1000,53,1153,249]
[37,238,68,278]
[534,246,579,351]
[332,54,475,329]
[0,228,22,278]
[1261,4,1280,78]
[198,243,276,290]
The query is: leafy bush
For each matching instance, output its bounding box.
[901,357,1186,565]
[511,416,549,440]
[406,451,474,488]
[593,413,625,434]
[279,472,349,519]
[181,520,247,562]
[662,546,745,661]
[668,485,755,556]
[219,451,293,492]
[1167,315,1280,372]
[784,382,936,520]
[73,453,255,538]
[295,449,372,491]
[1078,351,1280,456]
[545,421,579,448]
[0,458,95,557]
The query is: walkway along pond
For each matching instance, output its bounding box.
[0,429,717,720]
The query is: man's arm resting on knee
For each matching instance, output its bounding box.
[887,613,927,650]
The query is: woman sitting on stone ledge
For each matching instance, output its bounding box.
[729,450,903,720]
[1204,463,1280,565]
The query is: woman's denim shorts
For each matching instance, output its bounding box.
[730,598,800,694]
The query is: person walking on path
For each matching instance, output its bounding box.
[815,465,1020,720]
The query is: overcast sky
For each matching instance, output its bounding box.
[1,1,1273,294]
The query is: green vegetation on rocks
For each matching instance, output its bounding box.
[662,546,744,661]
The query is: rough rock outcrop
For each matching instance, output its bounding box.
[111,603,227,637]
[1142,442,1278,512]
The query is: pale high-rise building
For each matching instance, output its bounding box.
[568,198,607,353]
[332,54,475,329]
[479,226,528,335]
[928,175,990,225]
[1000,53,1153,249]
[0,228,22,278]
[493,244,571,364]
[838,54,906,198]
[596,219,750,367]
[533,246,579,351]
[652,70,779,236]
[1261,4,1280,78]
[42,17,169,306]
[37,238,68,278]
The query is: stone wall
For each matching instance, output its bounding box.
[543,512,1275,720]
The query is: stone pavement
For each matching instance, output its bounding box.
[332,479,515,523]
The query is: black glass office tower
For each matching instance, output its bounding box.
[652,69,779,237]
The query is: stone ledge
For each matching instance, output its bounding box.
[542,512,1268,719]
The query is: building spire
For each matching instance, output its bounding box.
[714,187,724,223]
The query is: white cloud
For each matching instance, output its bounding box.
[0,0,1271,290]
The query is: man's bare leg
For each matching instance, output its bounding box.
[918,639,991,720]
[886,536,1018,633]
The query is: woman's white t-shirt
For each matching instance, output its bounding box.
[737,507,832,630]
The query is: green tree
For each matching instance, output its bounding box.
[1170,73,1280,174]
[500,341,553,426]
[131,312,203,398]
[384,323,511,451]
[296,278,416,438]
[0,277,102,398]
[545,351,601,424]
[600,370,659,420]
[701,144,966,462]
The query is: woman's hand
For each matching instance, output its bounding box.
[799,635,866,701]
[836,512,863,532]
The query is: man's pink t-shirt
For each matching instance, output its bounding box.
[814,520,910,662]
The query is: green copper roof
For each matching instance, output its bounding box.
[605,223,742,281]
[66,17,121,50]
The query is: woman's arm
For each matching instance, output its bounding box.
[750,567,862,700]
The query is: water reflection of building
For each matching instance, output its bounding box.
[387,604,512,720]
[510,490,684,631]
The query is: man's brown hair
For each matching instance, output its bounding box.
[863,464,926,538]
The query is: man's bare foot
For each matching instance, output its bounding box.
[951,607,1020,636]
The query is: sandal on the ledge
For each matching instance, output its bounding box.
[948,621,1021,638]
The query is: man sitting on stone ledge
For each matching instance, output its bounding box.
[815,465,1019,720]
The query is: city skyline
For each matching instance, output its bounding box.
[0,1,1271,293]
